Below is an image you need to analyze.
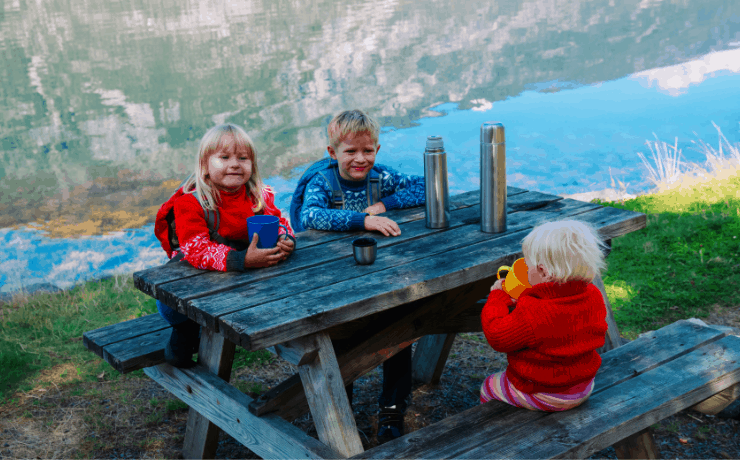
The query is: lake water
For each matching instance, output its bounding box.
[1,0,739,293]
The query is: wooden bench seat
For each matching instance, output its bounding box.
[353,320,740,459]
[83,313,171,374]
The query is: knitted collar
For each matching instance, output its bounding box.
[336,173,369,191]
[522,279,591,299]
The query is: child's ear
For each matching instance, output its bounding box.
[327,145,337,159]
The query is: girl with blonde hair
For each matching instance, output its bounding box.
[480,219,610,411]
[157,123,295,368]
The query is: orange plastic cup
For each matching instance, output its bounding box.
[496,258,532,299]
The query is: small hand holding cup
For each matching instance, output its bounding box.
[244,234,283,268]
[277,234,295,261]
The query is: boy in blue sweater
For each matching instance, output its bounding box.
[295,109,425,443]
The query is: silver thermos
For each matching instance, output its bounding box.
[480,122,507,233]
[424,135,450,228]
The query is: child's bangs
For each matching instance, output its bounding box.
[204,125,255,158]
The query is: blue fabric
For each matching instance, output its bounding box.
[299,164,425,232]
[289,158,337,233]
[157,300,189,326]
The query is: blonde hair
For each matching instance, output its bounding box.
[327,109,380,148]
[182,123,267,212]
[521,219,609,284]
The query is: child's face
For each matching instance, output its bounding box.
[525,255,551,286]
[327,132,380,181]
[207,136,253,192]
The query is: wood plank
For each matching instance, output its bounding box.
[352,334,740,459]
[296,332,364,457]
[592,273,623,354]
[143,364,343,459]
[131,188,527,300]
[101,327,171,374]
[250,284,489,420]
[613,428,659,459]
[154,189,563,316]
[83,313,170,357]
[183,327,236,459]
[217,203,644,351]
[690,382,740,415]
[188,196,592,332]
[412,334,457,385]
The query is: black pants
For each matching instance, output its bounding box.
[345,345,412,412]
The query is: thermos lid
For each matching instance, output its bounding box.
[481,122,505,144]
[425,135,444,152]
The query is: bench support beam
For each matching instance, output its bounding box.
[183,327,236,459]
[613,428,660,459]
[297,331,364,457]
[690,382,740,415]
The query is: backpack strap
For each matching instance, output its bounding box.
[317,167,345,210]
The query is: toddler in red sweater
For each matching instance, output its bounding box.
[158,123,296,368]
[480,219,609,411]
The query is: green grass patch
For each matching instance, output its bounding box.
[0,275,157,401]
[592,172,740,338]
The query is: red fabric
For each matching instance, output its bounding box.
[480,280,608,394]
[173,186,294,271]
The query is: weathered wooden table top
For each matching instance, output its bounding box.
[134,187,646,352]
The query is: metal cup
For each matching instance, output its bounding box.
[352,237,377,265]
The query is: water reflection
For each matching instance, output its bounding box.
[2,0,739,235]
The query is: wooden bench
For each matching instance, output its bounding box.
[354,319,740,459]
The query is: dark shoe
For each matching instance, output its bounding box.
[164,320,200,369]
[377,406,404,443]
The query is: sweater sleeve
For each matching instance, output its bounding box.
[377,166,425,211]
[480,289,536,353]
[173,194,240,272]
[299,173,368,231]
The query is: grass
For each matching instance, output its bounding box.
[0,124,739,401]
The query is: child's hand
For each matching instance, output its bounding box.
[364,215,401,237]
[491,279,504,291]
[244,234,283,268]
[363,202,387,216]
[277,235,295,260]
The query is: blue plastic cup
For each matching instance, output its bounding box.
[247,215,289,249]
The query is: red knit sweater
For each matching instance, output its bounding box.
[173,186,294,272]
[481,280,607,394]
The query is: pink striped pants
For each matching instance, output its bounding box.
[480,369,594,412]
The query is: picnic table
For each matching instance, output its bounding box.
[127,185,658,458]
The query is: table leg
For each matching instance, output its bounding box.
[182,327,236,459]
[412,333,456,385]
[613,428,660,459]
[592,273,623,353]
[297,331,364,457]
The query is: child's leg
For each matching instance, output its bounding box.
[157,300,189,325]
[378,346,412,411]
[481,370,595,411]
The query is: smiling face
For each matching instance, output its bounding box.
[327,132,380,181]
[206,134,253,192]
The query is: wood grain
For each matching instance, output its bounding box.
[217,202,643,351]
[150,189,564,316]
[352,333,740,459]
[613,428,659,459]
[411,334,457,385]
[83,313,169,357]
[143,364,342,459]
[182,327,236,459]
[297,332,364,457]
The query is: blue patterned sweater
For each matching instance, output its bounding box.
[300,164,425,231]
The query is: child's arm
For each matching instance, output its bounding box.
[300,174,369,232]
[480,290,535,353]
[376,166,425,211]
[174,194,281,271]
